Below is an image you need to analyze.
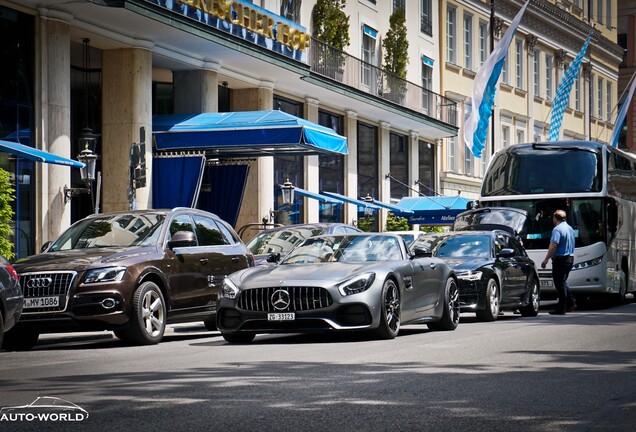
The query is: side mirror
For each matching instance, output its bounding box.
[497,248,515,258]
[411,246,433,259]
[40,241,52,253]
[266,252,281,263]
[168,231,197,249]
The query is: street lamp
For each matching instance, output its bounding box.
[281,178,295,205]
[362,193,374,217]
[64,142,98,210]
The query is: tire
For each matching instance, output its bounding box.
[476,278,500,322]
[118,281,166,345]
[428,277,460,331]
[373,279,401,339]
[612,271,627,305]
[203,316,217,331]
[0,309,4,349]
[520,276,540,317]
[1,327,40,351]
[222,332,255,344]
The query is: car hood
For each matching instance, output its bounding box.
[231,262,384,288]
[439,257,490,272]
[13,246,160,273]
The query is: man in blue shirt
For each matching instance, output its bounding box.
[541,210,576,315]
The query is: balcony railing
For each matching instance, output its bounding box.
[309,38,457,127]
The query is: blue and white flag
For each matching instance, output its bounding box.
[548,31,594,141]
[464,0,530,158]
[609,70,636,148]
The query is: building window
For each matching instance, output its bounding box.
[447,5,457,64]
[545,54,553,100]
[590,74,595,118]
[463,100,474,175]
[502,49,510,85]
[319,110,344,223]
[421,63,433,115]
[447,136,456,172]
[362,27,378,91]
[515,39,524,89]
[479,21,488,67]
[575,74,581,111]
[534,125,544,142]
[418,141,435,195]
[274,95,304,224]
[421,0,432,36]
[390,133,408,199]
[606,81,612,122]
[501,124,510,148]
[357,122,379,201]
[607,0,612,30]
[280,0,301,23]
[516,121,526,144]
[597,76,604,119]
[464,13,473,71]
[393,0,405,12]
[533,49,541,96]
[597,0,603,25]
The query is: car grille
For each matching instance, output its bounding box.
[19,271,77,313]
[237,287,333,312]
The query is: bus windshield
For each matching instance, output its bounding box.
[482,146,602,196]
[483,198,606,250]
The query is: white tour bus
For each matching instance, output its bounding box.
[479,141,635,303]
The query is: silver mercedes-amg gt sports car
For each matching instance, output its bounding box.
[217,233,459,343]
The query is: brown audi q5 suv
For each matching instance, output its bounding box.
[3,208,253,350]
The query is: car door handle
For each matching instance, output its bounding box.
[232,257,240,263]
[200,258,209,264]
[429,263,437,270]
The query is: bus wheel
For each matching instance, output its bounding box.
[612,271,627,305]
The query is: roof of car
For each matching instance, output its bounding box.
[257,223,359,233]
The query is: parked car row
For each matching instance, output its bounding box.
[1,207,540,350]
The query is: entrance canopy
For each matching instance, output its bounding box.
[153,110,348,157]
[293,187,342,204]
[0,139,85,168]
[393,196,473,225]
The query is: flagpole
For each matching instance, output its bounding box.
[490,0,496,156]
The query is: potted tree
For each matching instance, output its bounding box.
[312,0,350,80]
[382,7,409,104]
[0,167,15,260]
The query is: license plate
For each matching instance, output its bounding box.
[24,296,60,309]
[268,312,295,321]
[540,280,553,287]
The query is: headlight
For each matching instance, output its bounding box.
[338,273,376,296]
[221,277,239,299]
[456,270,483,281]
[83,267,126,284]
[572,256,603,270]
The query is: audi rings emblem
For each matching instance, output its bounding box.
[271,289,291,311]
[27,277,53,289]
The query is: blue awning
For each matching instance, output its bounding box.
[293,187,342,204]
[0,139,85,168]
[370,199,414,214]
[393,196,473,225]
[153,110,348,157]
[322,191,382,209]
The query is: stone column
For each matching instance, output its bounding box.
[40,16,72,243]
[233,83,274,236]
[173,66,220,114]
[304,98,320,223]
[408,131,420,231]
[344,110,358,225]
[102,46,153,212]
[379,121,391,231]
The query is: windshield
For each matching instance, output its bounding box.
[246,226,328,255]
[434,234,492,258]
[483,199,606,249]
[482,146,602,196]
[281,235,403,264]
[48,214,165,251]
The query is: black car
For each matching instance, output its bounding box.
[412,230,540,321]
[245,223,361,264]
[5,208,253,350]
[0,256,23,349]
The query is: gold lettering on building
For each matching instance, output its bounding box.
[176,0,309,51]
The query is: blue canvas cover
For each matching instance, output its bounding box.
[0,139,85,168]
[394,196,473,225]
[153,110,348,156]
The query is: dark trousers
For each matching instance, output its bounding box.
[552,256,575,311]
